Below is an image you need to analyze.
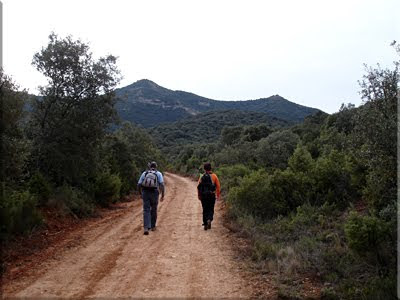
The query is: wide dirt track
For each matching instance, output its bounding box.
[3,173,250,298]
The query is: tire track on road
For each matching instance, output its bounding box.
[86,172,180,298]
[4,173,251,299]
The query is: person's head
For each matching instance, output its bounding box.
[149,161,157,169]
[203,162,212,172]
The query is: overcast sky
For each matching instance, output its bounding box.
[2,0,399,113]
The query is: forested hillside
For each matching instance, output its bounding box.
[163,48,398,298]
[115,79,320,127]
[149,110,289,157]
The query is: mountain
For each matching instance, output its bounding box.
[115,79,321,127]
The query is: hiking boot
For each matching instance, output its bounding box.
[151,227,156,231]
[144,229,149,235]
[207,220,211,229]
[203,223,208,230]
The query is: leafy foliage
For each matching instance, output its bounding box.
[150,110,286,149]
[311,150,358,208]
[216,164,252,196]
[288,144,314,173]
[256,129,300,170]
[0,71,41,239]
[29,32,121,186]
[93,173,121,207]
[352,61,398,211]
[0,71,30,187]
[221,123,275,146]
[344,211,390,258]
[0,190,43,239]
[28,172,52,205]
[52,184,94,217]
[103,122,164,196]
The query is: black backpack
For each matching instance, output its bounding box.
[198,173,216,196]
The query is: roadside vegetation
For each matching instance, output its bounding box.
[168,45,398,299]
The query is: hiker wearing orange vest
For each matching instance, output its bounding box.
[197,162,221,230]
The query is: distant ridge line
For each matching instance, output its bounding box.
[115,79,322,127]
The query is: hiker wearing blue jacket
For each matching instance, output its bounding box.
[138,161,165,235]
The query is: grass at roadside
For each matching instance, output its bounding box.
[223,202,396,300]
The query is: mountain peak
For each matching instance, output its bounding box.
[267,94,285,100]
[129,79,165,90]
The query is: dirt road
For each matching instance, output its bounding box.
[3,173,250,298]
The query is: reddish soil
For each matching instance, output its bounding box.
[2,173,253,298]
[2,200,135,287]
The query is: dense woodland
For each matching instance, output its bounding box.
[0,33,398,299]
[149,110,289,157]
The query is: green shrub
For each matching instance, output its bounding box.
[227,170,275,219]
[256,129,300,170]
[216,164,252,195]
[28,172,52,205]
[214,146,242,166]
[0,190,43,240]
[344,211,386,254]
[94,173,121,207]
[120,176,135,197]
[252,240,279,261]
[118,161,139,196]
[267,169,312,212]
[289,204,319,229]
[228,168,314,220]
[344,211,394,270]
[53,185,94,217]
[288,144,314,173]
[311,150,357,208]
[361,274,397,300]
[186,156,202,172]
[363,166,396,212]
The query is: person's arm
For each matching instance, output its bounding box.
[197,176,202,201]
[158,172,165,201]
[159,183,165,201]
[213,174,221,200]
[137,172,145,195]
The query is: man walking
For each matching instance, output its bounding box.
[197,162,221,230]
[138,161,165,235]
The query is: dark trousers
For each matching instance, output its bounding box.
[201,194,216,225]
[142,189,159,229]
